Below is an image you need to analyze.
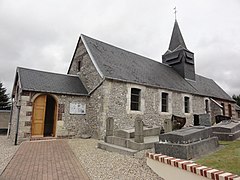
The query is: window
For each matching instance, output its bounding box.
[184,96,190,113]
[221,103,225,115]
[205,99,209,113]
[77,60,82,72]
[131,88,141,111]
[228,104,232,117]
[161,92,168,112]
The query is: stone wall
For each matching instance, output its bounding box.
[57,94,89,137]
[100,79,206,137]
[68,39,103,92]
[210,99,237,121]
[86,84,104,139]
[0,110,10,129]
[10,91,33,143]
[210,100,222,123]
[67,38,106,139]
[10,90,90,143]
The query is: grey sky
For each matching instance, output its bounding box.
[0,0,239,96]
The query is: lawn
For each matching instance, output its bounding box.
[196,140,240,175]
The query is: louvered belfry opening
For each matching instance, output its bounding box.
[162,20,196,81]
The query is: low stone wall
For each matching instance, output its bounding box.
[0,110,10,129]
[146,152,240,180]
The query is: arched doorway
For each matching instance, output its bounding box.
[32,94,57,137]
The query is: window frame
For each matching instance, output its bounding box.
[130,88,141,111]
[184,96,190,113]
[228,104,232,117]
[221,103,225,115]
[77,60,82,72]
[205,99,210,113]
[161,92,168,112]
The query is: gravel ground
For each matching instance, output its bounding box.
[68,138,164,180]
[0,134,19,175]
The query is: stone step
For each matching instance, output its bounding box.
[97,141,138,156]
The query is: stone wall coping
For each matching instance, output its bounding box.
[146,152,240,180]
[0,110,11,113]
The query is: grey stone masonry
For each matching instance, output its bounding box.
[68,39,103,92]
[159,126,213,144]
[199,113,211,126]
[0,110,10,129]
[134,117,144,143]
[155,126,219,159]
[212,120,240,141]
[155,137,218,160]
[163,119,172,133]
[106,117,114,137]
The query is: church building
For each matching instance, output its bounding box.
[10,20,237,143]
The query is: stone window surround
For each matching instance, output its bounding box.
[182,94,192,114]
[126,84,145,114]
[204,97,211,113]
[159,90,172,115]
[130,88,141,111]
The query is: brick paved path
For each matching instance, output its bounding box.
[0,140,90,180]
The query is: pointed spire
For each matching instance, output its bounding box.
[168,20,187,51]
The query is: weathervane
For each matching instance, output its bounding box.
[174,7,177,20]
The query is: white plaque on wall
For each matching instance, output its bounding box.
[69,103,86,115]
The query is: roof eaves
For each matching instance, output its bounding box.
[236,104,240,111]
[104,76,194,95]
[81,34,104,79]
[210,98,223,108]
[105,76,235,102]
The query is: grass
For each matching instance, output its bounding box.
[196,140,240,175]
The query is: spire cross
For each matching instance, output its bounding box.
[174,7,177,20]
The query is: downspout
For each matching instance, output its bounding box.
[7,98,13,138]
[14,95,21,145]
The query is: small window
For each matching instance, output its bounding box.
[77,60,82,72]
[221,103,225,115]
[205,99,209,113]
[184,96,190,113]
[161,92,168,112]
[228,104,232,117]
[131,88,141,111]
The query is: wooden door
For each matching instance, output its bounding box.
[32,95,47,136]
[53,102,57,136]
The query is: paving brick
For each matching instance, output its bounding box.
[0,140,90,180]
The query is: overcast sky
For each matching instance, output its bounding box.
[0,0,240,96]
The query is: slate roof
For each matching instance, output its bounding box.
[17,67,88,96]
[236,104,240,111]
[81,34,234,102]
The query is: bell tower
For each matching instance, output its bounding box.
[162,20,195,81]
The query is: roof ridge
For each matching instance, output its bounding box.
[81,34,168,67]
